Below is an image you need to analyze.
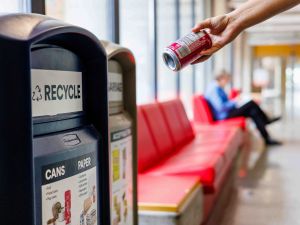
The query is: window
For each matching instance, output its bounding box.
[45,0,109,39]
[120,0,154,103]
[195,0,206,94]
[179,0,194,118]
[157,0,177,101]
[0,0,29,13]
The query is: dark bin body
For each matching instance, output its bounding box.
[0,14,110,225]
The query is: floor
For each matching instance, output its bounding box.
[218,93,300,225]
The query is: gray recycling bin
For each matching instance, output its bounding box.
[101,41,137,225]
[0,14,110,225]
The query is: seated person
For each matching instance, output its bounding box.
[205,70,281,146]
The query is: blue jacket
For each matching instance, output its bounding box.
[204,81,236,120]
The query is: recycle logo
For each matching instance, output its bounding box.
[32,85,43,102]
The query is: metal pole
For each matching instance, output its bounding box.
[31,0,45,14]
[110,0,120,43]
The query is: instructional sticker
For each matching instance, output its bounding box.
[42,152,98,225]
[110,129,133,225]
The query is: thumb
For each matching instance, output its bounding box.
[192,18,212,32]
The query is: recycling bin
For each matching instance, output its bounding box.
[0,14,110,225]
[101,41,137,225]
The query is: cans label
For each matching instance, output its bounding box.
[42,152,98,225]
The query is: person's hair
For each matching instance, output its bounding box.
[215,69,231,81]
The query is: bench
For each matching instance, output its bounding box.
[138,99,244,224]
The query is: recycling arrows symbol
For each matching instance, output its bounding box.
[32,85,43,102]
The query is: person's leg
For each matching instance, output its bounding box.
[246,100,270,124]
[230,100,269,124]
[228,105,281,145]
[228,107,270,141]
[236,100,281,124]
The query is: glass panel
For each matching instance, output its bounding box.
[157,0,177,101]
[195,0,206,94]
[120,0,154,104]
[45,0,109,39]
[252,57,284,116]
[179,0,193,118]
[0,0,26,13]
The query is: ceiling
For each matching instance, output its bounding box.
[228,1,300,45]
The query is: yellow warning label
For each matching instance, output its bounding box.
[112,149,120,182]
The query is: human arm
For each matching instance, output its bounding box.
[192,0,300,63]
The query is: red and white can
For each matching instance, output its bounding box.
[163,30,212,71]
[65,190,71,225]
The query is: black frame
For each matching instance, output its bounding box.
[31,0,45,14]
[109,0,120,43]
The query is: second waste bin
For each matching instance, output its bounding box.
[102,40,137,225]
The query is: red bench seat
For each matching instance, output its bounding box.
[144,152,224,193]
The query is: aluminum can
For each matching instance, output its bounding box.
[163,30,212,71]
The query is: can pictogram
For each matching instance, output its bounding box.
[65,190,71,224]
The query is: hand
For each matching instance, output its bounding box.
[192,14,241,64]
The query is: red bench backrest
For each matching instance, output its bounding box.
[159,100,188,148]
[137,108,160,173]
[141,103,175,158]
[193,95,214,124]
[173,99,195,141]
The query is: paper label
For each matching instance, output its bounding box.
[110,129,133,225]
[171,32,206,59]
[31,69,83,117]
[41,152,98,225]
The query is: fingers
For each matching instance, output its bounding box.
[193,15,229,35]
[191,44,222,64]
[200,45,220,56]
[209,15,229,35]
[192,18,212,32]
[191,55,211,64]
[191,15,231,64]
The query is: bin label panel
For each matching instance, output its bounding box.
[31,69,83,117]
[108,72,123,102]
[111,128,133,225]
[41,152,98,225]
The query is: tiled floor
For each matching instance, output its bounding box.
[218,97,300,225]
